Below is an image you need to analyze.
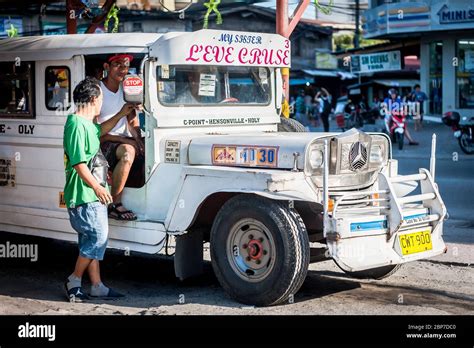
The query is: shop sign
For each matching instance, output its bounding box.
[351,50,401,73]
[437,5,474,24]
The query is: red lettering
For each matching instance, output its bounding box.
[283,49,290,66]
[275,49,283,65]
[212,46,225,63]
[225,47,234,64]
[203,45,213,63]
[185,44,200,62]
[249,48,262,65]
[262,49,274,65]
[238,47,248,64]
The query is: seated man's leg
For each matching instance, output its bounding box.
[111,143,136,220]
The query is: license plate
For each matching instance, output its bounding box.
[399,230,432,256]
[237,146,278,167]
[212,145,278,168]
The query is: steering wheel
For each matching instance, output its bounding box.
[220,97,239,104]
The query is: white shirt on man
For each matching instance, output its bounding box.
[98,81,131,137]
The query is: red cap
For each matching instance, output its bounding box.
[107,54,134,63]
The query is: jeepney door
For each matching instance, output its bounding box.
[143,58,158,182]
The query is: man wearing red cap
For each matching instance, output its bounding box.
[97,54,142,220]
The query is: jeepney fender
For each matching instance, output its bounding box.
[164,165,320,233]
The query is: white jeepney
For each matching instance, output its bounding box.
[0,30,447,306]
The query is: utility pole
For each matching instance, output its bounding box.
[66,0,78,34]
[276,0,310,102]
[354,0,360,48]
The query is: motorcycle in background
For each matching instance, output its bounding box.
[390,111,407,150]
[443,111,474,154]
[335,99,363,131]
[380,102,407,150]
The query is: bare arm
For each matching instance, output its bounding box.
[99,103,135,136]
[127,109,140,128]
[127,109,145,154]
[73,163,112,205]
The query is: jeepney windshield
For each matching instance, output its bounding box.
[157,65,271,106]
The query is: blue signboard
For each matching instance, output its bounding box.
[437,4,474,24]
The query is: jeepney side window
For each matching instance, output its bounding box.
[157,65,271,106]
[45,66,71,111]
[0,61,34,118]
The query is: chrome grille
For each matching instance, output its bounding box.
[349,141,368,172]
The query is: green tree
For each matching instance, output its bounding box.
[334,33,387,51]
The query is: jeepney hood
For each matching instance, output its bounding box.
[187,132,337,170]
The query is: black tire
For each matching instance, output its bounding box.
[338,263,401,280]
[396,132,404,150]
[278,117,307,132]
[458,132,474,154]
[210,195,310,306]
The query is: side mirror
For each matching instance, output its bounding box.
[123,74,144,104]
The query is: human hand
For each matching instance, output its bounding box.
[118,103,136,118]
[94,185,113,205]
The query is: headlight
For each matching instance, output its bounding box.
[370,144,384,163]
[310,149,324,168]
[308,146,324,169]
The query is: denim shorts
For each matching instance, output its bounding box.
[68,201,109,261]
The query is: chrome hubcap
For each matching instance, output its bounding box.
[226,218,275,282]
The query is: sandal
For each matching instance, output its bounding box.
[108,203,137,221]
[90,287,125,300]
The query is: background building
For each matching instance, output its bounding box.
[363,0,474,118]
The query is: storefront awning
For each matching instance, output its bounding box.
[347,81,374,89]
[303,69,338,77]
[303,69,357,80]
[373,79,420,88]
[289,78,314,86]
[338,72,358,80]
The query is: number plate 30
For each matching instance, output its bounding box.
[212,145,279,168]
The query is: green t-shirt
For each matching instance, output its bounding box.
[63,114,103,208]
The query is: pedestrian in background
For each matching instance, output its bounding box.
[316,87,332,132]
[409,84,428,131]
[294,90,308,127]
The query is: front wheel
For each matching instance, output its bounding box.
[459,131,474,154]
[210,195,310,306]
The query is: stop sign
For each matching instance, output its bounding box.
[123,75,143,103]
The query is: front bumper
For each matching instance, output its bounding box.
[324,169,447,272]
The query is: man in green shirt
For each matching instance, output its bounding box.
[64,77,135,302]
